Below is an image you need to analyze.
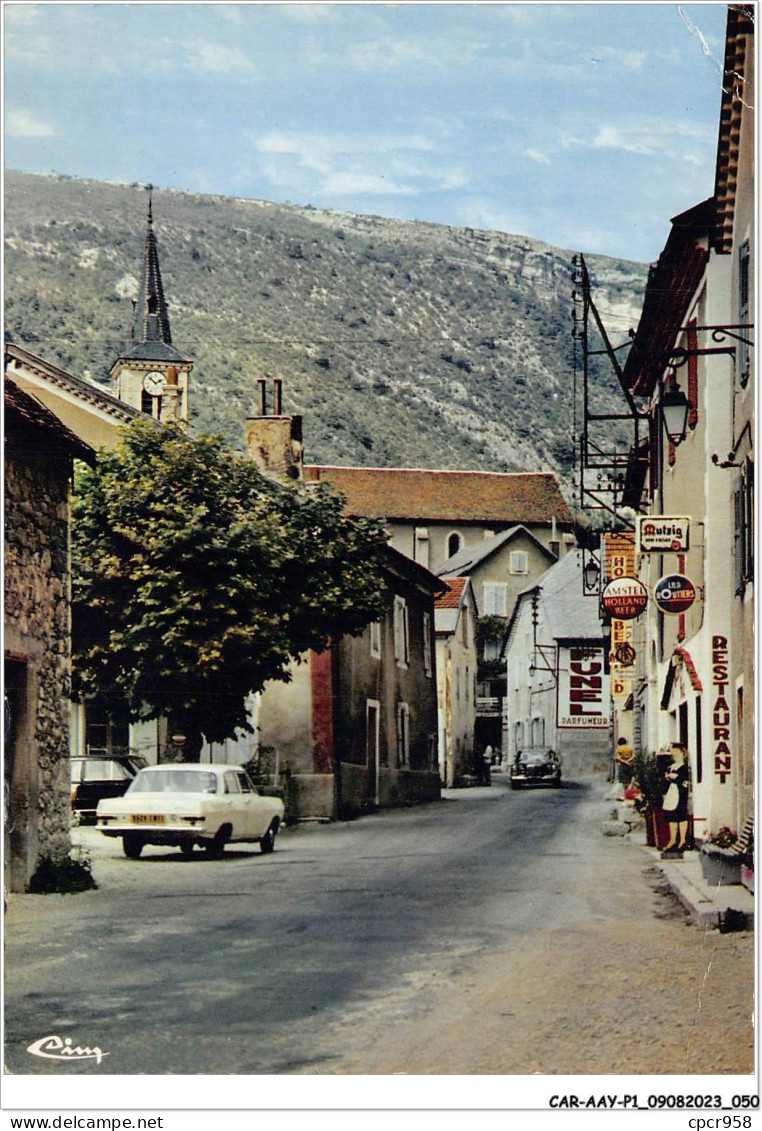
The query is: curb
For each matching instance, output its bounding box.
[639,838,755,930]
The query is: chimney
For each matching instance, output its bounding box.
[257,378,268,416]
[273,378,283,416]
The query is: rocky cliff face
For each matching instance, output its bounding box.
[4,171,647,491]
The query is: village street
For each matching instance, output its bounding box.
[4,773,753,1079]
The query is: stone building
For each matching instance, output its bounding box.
[4,377,94,892]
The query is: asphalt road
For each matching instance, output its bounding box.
[3,774,754,1079]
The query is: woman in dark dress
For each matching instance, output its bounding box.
[661,742,690,857]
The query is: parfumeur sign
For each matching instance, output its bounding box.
[637,516,690,553]
[557,646,610,729]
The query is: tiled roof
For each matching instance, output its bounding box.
[622,199,712,397]
[435,577,467,609]
[512,550,603,642]
[438,524,556,577]
[713,6,754,255]
[5,377,96,464]
[303,465,572,525]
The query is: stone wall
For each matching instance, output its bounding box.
[5,430,73,890]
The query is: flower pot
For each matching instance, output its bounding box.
[647,808,672,849]
[700,844,743,886]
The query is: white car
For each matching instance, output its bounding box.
[96,763,285,859]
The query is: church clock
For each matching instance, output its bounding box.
[143,370,167,396]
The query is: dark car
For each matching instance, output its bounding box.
[70,753,147,824]
[510,747,562,789]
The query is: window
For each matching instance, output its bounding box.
[483,582,508,616]
[738,240,750,387]
[236,771,253,793]
[397,702,410,765]
[414,527,430,568]
[733,459,754,593]
[423,611,432,677]
[393,596,409,667]
[484,638,502,661]
[509,550,528,574]
[224,771,241,794]
[369,620,381,659]
[447,532,462,559]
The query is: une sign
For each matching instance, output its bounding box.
[601,577,648,620]
[654,574,697,614]
[557,647,610,729]
[637,515,690,553]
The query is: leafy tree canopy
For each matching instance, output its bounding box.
[72,418,388,751]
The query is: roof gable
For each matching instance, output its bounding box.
[438,524,557,577]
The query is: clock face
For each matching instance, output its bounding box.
[143,370,167,396]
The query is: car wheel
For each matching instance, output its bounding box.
[179,842,195,857]
[260,820,279,854]
[510,781,521,790]
[122,835,144,859]
[204,825,231,858]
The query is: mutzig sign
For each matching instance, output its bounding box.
[557,646,610,729]
[637,516,690,553]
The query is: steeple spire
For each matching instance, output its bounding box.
[131,188,173,351]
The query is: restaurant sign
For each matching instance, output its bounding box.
[601,577,649,620]
[654,574,697,615]
[637,516,690,553]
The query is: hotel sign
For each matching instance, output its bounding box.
[637,516,690,553]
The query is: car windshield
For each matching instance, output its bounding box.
[71,759,133,783]
[520,750,552,765]
[128,770,218,794]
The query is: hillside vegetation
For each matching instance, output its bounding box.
[4,171,647,488]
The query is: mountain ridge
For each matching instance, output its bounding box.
[4,170,647,494]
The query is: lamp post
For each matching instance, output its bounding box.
[661,384,690,446]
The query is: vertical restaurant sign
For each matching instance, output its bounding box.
[712,634,732,784]
[603,532,636,580]
[557,646,610,729]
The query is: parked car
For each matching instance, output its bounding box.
[70,753,147,824]
[510,747,562,789]
[96,763,285,859]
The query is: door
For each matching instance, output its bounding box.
[366,700,380,806]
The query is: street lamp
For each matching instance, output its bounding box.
[583,553,601,594]
[661,384,690,446]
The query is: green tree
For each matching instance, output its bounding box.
[72,419,388,757]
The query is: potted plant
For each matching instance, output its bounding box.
[632,751,671,849]
[700,827,745,886]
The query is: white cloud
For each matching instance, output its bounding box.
[525,148,551,166]
[5,107,55,137]
[254,130,436,173]
[591,46,648,72]
[279,4,338,23]
[181,39,253,75]
[4,5,42,26]
[322,172,417,197]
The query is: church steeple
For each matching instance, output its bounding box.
[110,189,193,424]
[130,191,174,353]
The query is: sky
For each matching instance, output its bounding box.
[3,1,730,263]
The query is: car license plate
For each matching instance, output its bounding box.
[130,814,165,824]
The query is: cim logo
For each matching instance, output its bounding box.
[27,1034,109,1065]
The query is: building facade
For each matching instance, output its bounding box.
[613,5,754,841]
[4,376,95,892]
[434,578,479,786]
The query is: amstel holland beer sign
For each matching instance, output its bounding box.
[601,576,649,620]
